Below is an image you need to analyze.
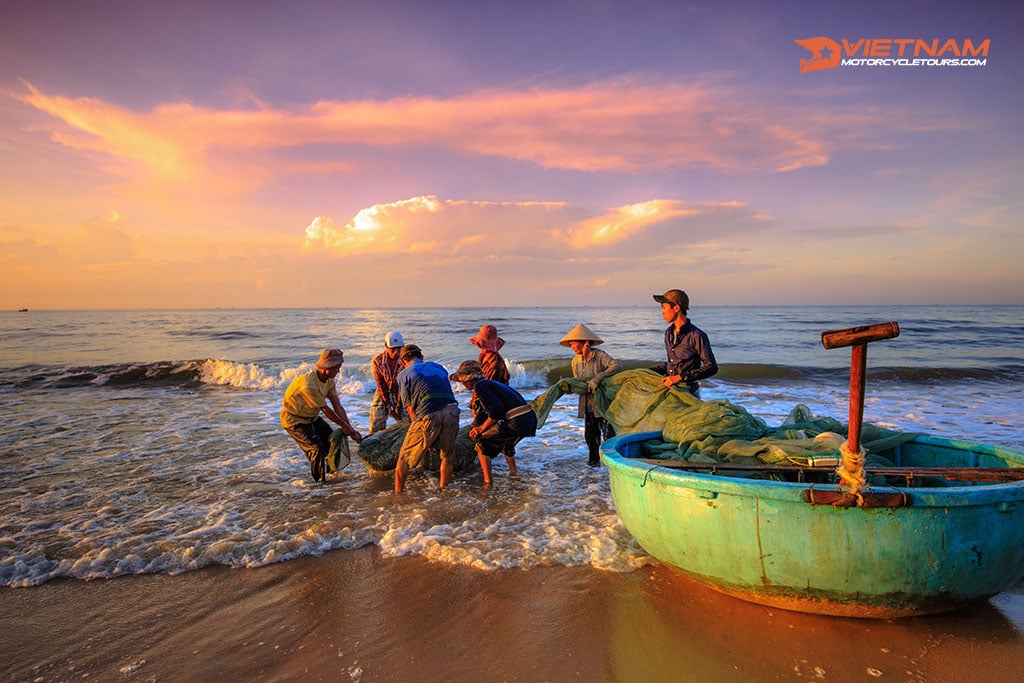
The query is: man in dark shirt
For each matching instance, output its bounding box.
[450,360,537,487]
[652,289,718,396]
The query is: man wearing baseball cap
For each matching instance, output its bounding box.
[369,330,406,434]
[280,348,363,482]
[652,289,718,396]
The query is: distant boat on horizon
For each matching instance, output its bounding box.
[18,308,28,312]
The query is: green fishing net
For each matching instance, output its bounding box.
[353,422,480,475]
[349,368,917,475]
[354,382,573,474]
[578,368,916,466]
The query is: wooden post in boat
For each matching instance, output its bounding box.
[821,322,900,454]
[821,322,900,504]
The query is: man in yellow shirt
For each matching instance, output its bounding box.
[280,348,363,482]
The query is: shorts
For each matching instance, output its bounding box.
[474,410,537,459]
[399,403,460,468]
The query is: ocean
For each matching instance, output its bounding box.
[2,305,1022,589]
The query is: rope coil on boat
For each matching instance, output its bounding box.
[837,440,868,505]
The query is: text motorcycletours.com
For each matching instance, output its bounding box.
[842,57,986,67]
[794,38,990,73]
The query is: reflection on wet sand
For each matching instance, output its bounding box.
[611,565,1024,681]
[2,547,1022,681]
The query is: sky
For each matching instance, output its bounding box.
[1,0,1022,309]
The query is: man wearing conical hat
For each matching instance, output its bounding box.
[559,324,621,467]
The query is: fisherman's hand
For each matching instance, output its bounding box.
[587,378,601,393]
[662,374,682,388]
[469,427,481,440]
[342,424,363,442]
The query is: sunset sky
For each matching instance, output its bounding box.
[2,0,1021,309]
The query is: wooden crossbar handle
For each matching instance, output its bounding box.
[821,321,901,458]
[821,322,899,349]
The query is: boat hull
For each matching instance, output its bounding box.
[603,431,1024,618]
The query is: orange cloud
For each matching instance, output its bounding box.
[561,200,702,248]
[16,77,856,195]
[302,195,768,264]
[302,196,577,256]
[18,83,192,180]
[554,199,767,254]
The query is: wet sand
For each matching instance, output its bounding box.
[3,546,1024,682]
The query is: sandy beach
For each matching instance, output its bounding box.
[4,546,1023,682]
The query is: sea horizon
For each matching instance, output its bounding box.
[7,302,1024,312]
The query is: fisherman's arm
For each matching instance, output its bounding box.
[588,353,621,392]
[687,334,718,382]
[663,335,718,387]
[469,384,501,438]
[470,415,497,440]
[324,396,362,442]
[372,362,387,396]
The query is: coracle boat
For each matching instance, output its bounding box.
[603,430,1024,618]
[601,323,1024,618]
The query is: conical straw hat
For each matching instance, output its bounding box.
[559,323,603,347]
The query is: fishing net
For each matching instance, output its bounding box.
[578,368,916,467]
[327,429,352,472]
[355,422,480,475]
[349,368,917,476]
[354,384,574,475]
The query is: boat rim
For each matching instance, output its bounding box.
[601,431,1024,507]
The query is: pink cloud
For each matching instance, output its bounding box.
[15,76,891,194]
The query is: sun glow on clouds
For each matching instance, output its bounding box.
[564,200,702,248]
[18,83,191,181]
[303,196,574,255]
[302,195,764,260]
[303,197,444,251]
[16,77,850,192]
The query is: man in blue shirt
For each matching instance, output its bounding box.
[653,289,718,396]
[395,344,460,493]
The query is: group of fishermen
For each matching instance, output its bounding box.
[279,288,718,492]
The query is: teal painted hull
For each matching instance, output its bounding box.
[603,432,1024,618]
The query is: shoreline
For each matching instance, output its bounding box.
[4,546,1024,682]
